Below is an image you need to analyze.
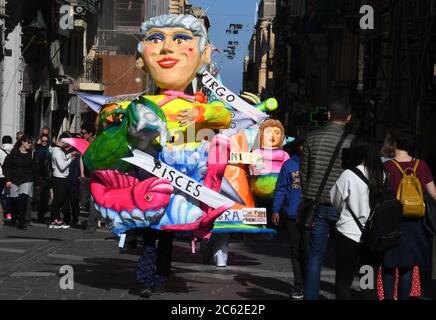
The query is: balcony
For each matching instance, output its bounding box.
[78,57,104,91]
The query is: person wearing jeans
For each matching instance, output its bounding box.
[300,100,354,300]
[304,205,339,299]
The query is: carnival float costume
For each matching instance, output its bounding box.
[69,14,285,238]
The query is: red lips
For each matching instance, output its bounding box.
[158,57,179,68]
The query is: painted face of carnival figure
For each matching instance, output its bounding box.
[137,15,212,92]
[259,120,285,150]
[262,126,283,149]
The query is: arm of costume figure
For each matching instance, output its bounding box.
[195,102,232,129]
[272,161,291,215]
[260,150,290,162]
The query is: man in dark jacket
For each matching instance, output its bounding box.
[300,99,354,300]
[35,134,52,223]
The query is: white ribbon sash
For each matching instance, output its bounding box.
[122,150,235,209]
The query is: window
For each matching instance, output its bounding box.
[115,0,144,31]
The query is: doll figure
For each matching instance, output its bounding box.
[250,119,290,199]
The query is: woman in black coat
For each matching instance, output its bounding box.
[3,134,37,229]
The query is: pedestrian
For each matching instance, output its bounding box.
[36,127,54,147]
[272,138,309,300]
[34,134,52,223]
[2,134,37,229]
[301,99,354,300]
[80,125,95,143]
[377,130,421,299]
[49,132,78,229]
[136,228,173,297]
[62,139,82,228]
[14,132,24,149]
[381,131,396,163]
[79,125,99,231]
[381,128,436,300]
[0,135,14,222]
[330,134,384,300]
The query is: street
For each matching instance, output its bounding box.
[2,212,435,301]
[0,212,402,300]
[0,210,341,300]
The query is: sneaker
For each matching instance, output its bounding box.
[49,220,59,229]
[214,251,227,267]
[152,285,165,295]
[139,287,153,298]
[5,213,12,221]
[59,220,70,229]
[290,290,304,300]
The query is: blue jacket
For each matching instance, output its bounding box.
[272,155,302,219]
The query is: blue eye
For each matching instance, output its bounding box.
[145,33,164,43]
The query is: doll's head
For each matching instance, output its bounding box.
[259,119,285,150]
[136,14,211,91]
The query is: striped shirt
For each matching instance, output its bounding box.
[301,122,354,204]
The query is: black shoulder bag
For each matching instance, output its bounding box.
[296,132,348,231]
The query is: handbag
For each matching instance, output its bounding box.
[296,132,348,231]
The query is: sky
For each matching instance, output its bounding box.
[189,0,259,93]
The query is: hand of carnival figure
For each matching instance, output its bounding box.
[176,108,200,126]
[252,152,265,170]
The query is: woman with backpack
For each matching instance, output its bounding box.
[382,128,436,300]
[2,134,37,230]
[330,134,385,299]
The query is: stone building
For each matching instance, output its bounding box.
[243,0,276,100]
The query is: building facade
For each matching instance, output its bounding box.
[271,0,361,135]
[0,0,200,140]
[244,0,276,100]
[270,0,436,156]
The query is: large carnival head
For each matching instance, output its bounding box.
[137,14,211,92]
[259,119,285,150]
